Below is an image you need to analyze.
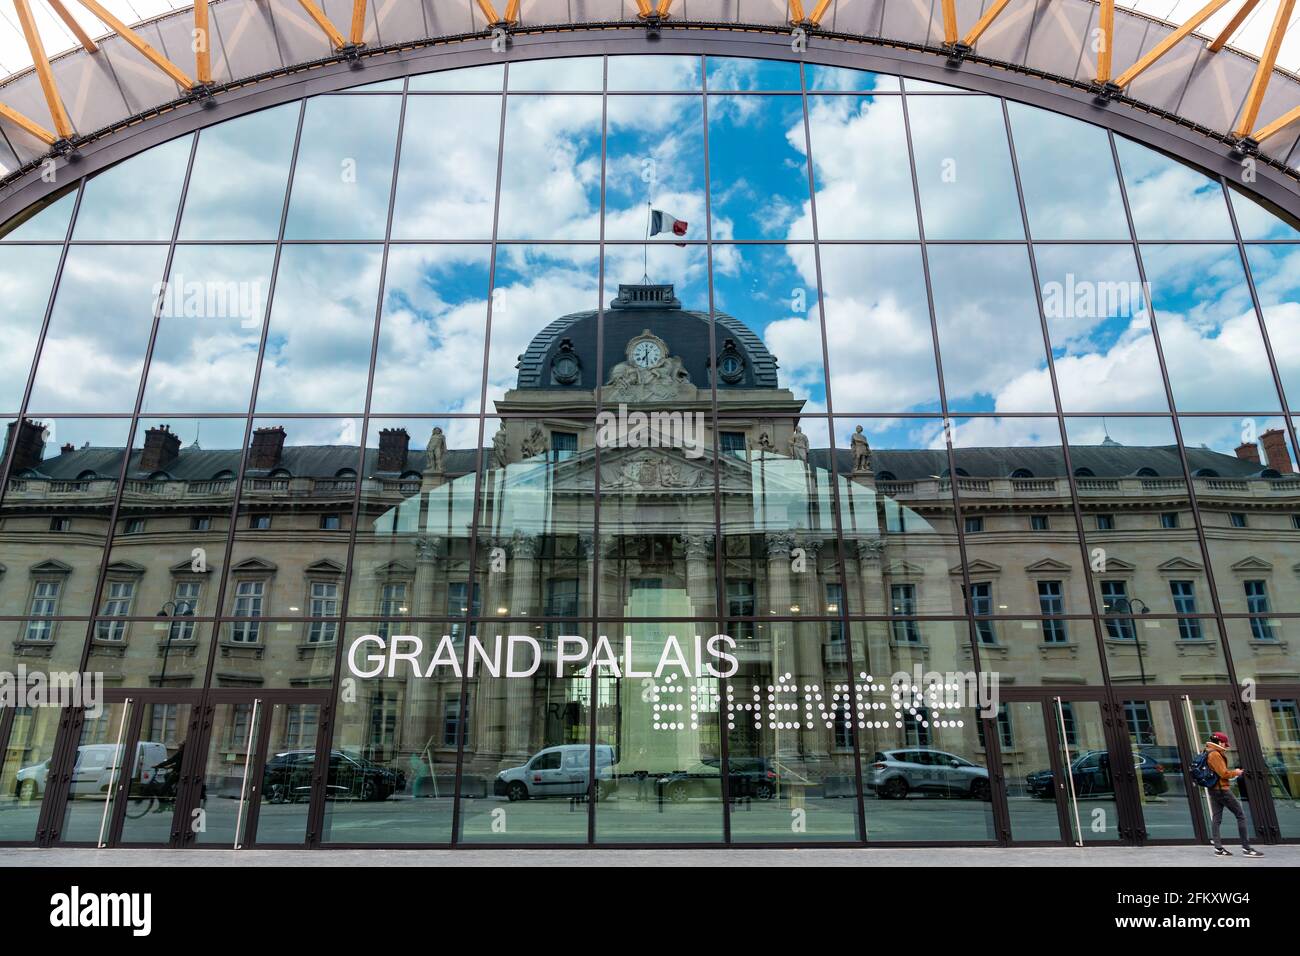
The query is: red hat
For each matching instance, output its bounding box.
[1211,732,1230,747]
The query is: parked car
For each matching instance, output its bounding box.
[494,744,615,801]
[865,749,990,800]
[654,757,781,802]
[262,749,406,803]
[15,741,167,800]
[1025,749,1168,799]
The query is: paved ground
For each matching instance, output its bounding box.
[1,844,1295,866]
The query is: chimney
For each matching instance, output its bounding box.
[378,428,409,472]
[4,418,46,472]
[248,425,286,470]
[1234,441,1260,464]
[61,443,75,454]
[1260,428,1294,474]
[140,424,182,471]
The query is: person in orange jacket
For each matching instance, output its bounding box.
[1204,731,1262,858]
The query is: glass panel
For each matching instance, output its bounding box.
[370,245,491,414]
[348,418,477,620]
[711,244,825,410]
[603,95,705,242]
[1055,700,1122,842]
[1242,243,1300,405]
[1227,187,1300,240]
[496,96,602,241]
[0,186,75,241]
[487,244,600,406]
[327,624,459,843]
[806,64,901,92]
[0,704,62,841]
[1117,698,1197,840]
[0,245,61,411]
[705,56,802,91]
[1249,697,1300,839]
[834,417,962,616]
[224,417,359,637]
[928,245,1051,411]
[117,701,194,844]
[907,95,1023,240]
[254,244,383,413]
[194,700,261,845]
[1000,702,1066,841]
[58,700,133,843]
[409,63,503,92]
[1066,416,1227,684]
[1033,243,1167,412]
[594,627,724,843]
[252,701,318,844]
[1115,136,1234,240]
[820,246,940,413]
[508,57,602,91]
[607,55,701,91]
[1142,244,1280,412]
[707,95,812,240]
[27,245,170,414]
[851,622,996,841]
[726,617,861,843]
[178,103,298,240]
[283,95,401,240]
[457,624,593,843]
[807,95,918,239]
[141,244,275,413]
[72,135,192,240]
[1007,101,1127,240]
[0,416,131,674]
[390,96,501,240]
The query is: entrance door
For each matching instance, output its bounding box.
[187,690,329,848]
[1245,694,1300,840]
[1110,695,1205,843]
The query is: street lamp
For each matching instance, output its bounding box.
[1109,597,1150,685]
[156,600,195,687]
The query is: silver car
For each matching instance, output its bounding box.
[866,748,991,800]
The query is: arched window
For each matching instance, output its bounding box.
[1192,468,1219,478]
[76,469,98,480]
[876,470,897,482]
[1073,467,1095,478]
[213,470,235,480]
[270,468,292,479]
[1010,468,1033,479]
[335,468,356,479]
[1135,467,1158,477]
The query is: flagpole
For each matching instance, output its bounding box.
[644,201,651,284]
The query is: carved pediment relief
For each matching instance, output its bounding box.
[604,331,697,402]
[305,558,345,576]
[30,558,73,575]
[1099,557,1136,572]
[104,560,147,577]
[599,449,715,491]
[1231,556,1273,573]
[1157,556,1204,573]
[1024,557,1072,573]
[231,557,278,574]
[950,559,1003,576]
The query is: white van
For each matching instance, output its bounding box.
[14,741,169,800]
[494,744,615,801]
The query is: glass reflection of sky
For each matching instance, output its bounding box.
[604,95,705,242]
[497,95,602,241]
[708,94,811,240]
[1116,136,1234,241]
[706,56,801,91]
[0,244,61,411]
[805,64,901,92]
[1229,189,1300,240]
[1243,243,1300,404]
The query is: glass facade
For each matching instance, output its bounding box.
[0,53,1297,849]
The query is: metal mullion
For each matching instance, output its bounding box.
[1001,96,1115,688]
[199,98,309,692]
[1106,129,1244,696]
[0,180,84,514]
[449,68,509,849]
[74,133,202,679]
[700,53,733,845]
[305,76,413,851]
[798,59,869,846]
[1220,174,1300,469]
[585,54,610,847]
[899,82,1008,842]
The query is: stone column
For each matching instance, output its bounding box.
[504,531,540,764]
[681,532,716,619]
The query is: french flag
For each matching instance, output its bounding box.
[649,209,688,238]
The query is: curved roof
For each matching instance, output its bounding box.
[516,284,779,391]
[0,0,1297,194]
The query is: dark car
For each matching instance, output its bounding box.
[1026,749,1168,799]
[656,759,777,803]
[262,750,406,803]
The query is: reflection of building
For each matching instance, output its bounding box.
[1,5,1299,849]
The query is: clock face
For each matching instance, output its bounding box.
[632,340,663,368]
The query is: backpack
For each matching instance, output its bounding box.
[1190,751,1220,788]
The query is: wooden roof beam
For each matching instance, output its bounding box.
[1251,103,1300,144]
[963,0,1014,48]
[1114,0,1234,89]
[1096,0,1116,83]
[1208,0,1262,52]
[0,101,58,146]
[808,0,834,26]
[1232,0,1294,138]
[295,0,345,48]
[45,0,97,53]
[72,0,195,89]
[193,0,212,85]
[15,0,73,140]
